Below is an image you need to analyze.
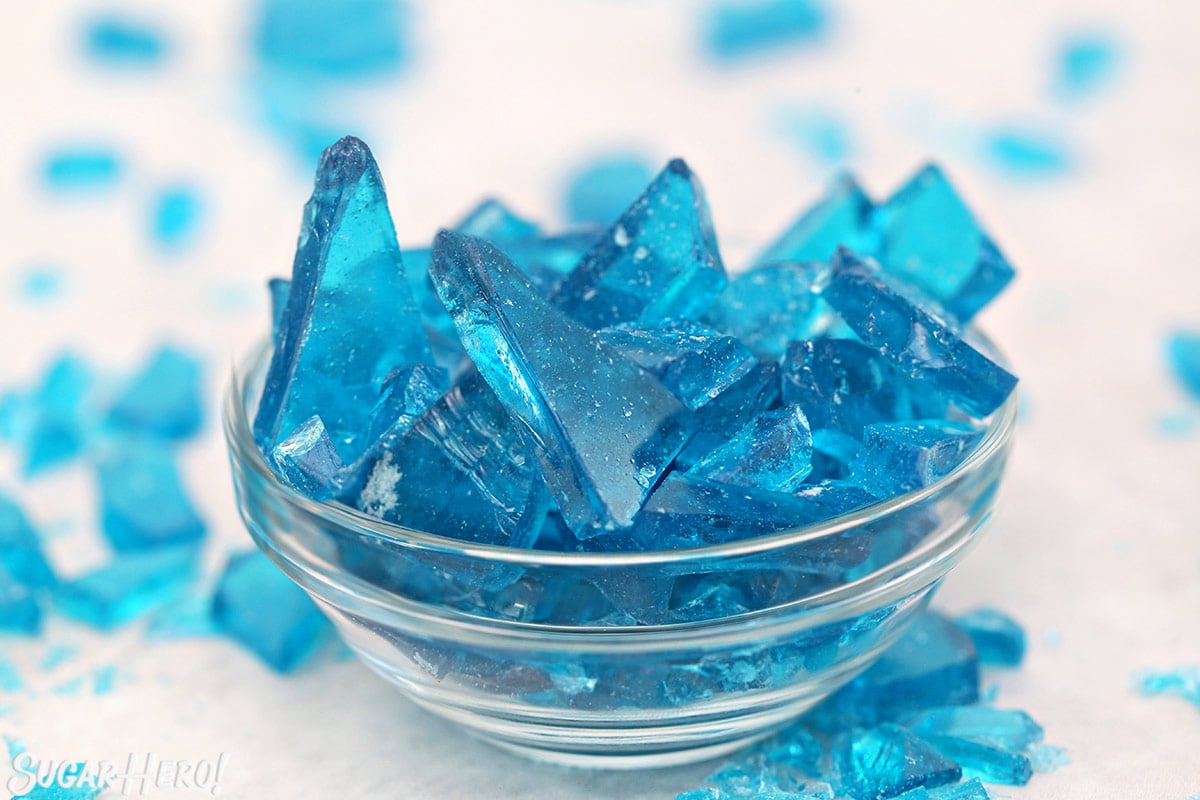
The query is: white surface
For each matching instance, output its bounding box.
[1,1,1199,798]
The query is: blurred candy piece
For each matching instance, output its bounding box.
[96,441,207,551]
[55,546,198,630]
[955,608,1027,667]
[0,564,42,635]
[702,0,829,62]
[107,345,205,439]
[40,148,124,193]
[705,261,831,359]
[82,14,169,66]
[563,152,656,225]
[1167,331,1200,400]
[0,492,56,588]
[756,175,873,266]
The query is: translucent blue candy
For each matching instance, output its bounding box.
[598,321,758,410]
[254,0,407,79]
[676,361,781,469]
[500,230,601,295]
[1167,331,1200,400]
[55,545,198,630]
[895,779,991,800]
[703,0,829,62]
[456,197,540,241]
[832,723,961,800]
[212,550,330,673]
[107,345,205,439]
[335,370,549,547]
[0,493,55,588]
[268,277,291,342]
[917,734,1032,785]
[96,441,207,551]
[253,136,434,462]
[705,261,831,359]
[791,480,877,518]
[907,706,1044,752]
[689,406,814,492]
[955,608,1026,667]
[272,416,343,498]
[551,159,727,329]
[150,184,206,252]
[781,338,914,437]
[24,354,93,476]
[1136,666,1200,708]
[431,231,694,535]
[0,564,42,635]
[755,175,873,266]
[872,165,1015,322]
[563,153,656,226]
[83,14,169,66]
[850,421,982,498]
[687,751,834,800]
[363,363,447,446]
[808,427,861,481]
[821,250,1018,418]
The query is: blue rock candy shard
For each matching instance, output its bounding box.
[253,136,434,462]
[96,441,206,551]
[551,159,727,329]
[896,779,991,800]
[908,706,1044,752]
[755,174,873,266]
[254,0,407,79]
[808,427,861,481]
[597,320,757,410]
[107,345,205,439]
[335,369,549,547]
[1137,666,1200,707]
[0,493,55,588]
[455,197,541,241]
[212,549,330,673]
[1167,331,1200,400]
[676,361,781,469]
[24,354,93,476]
[781,338,915,437]
[55,545,197,630]
[563,153,656,226]
[792,479,877,517]
[363,363,447,445]
[500,229,602,294]
[705,262,831,359]
[268,277,291,343]
[850,420,982,498]
[1026,744,1069,773]
[0,564,42,635]
[872,165,1015,322]
[431,231,694,534]
[833,723,961,800]
[955,608,1026,667]
[917,733,1032,785]
[821,251,1018,418]
[689,405,813,492]
[272,415,344,498]
[703,0,829,62]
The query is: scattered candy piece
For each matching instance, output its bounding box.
[980,128,1072,180]
[917,733,1032,786]
[55,546,198,630]
[563,152,656,225]
[832,723,961,799]
[23,355,94,476]
[955,608,1027,667]
[96,441,207,551]
[0,564,42,635]
[1052,31,1121,101]
[82,15,169,66]
[906,706,1043,752]
[1137,666,1200,709]
[0,492,56,588]
[107,345,205,439]
[254,0,408,79]
[150,184,206,251]
[39,148,124,193]
[702,0,829,62]
[1167,331,1200,400]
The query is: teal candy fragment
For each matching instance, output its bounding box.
[212,550,330,672]
[1137,666,1200,708]
[272,416,344,498]
[598,320,758,410]
[254,0,408,78]
[55,546,198,630]
[363,363,447,446]
[849,420,982,498]
[821,250,1017,418]
[107,345,205,439]
[150,184,206,251]
[896,780,991,800]
[455,197,541,241]
[687,750,834,799]
[563,153,656,225]
[96,441,207,551]
[833,723,961,800]
[781,338,914,437]
[24,354,93,476]
[907,706,1043,752]
[675,361,781,468]
[703,0,829,62]
[0,564,42,635]
[705,261,831,358]
[552,159,727,329]
[689,405,814,492]
[1167,331,1200,400]
[872,165,1015,322]
[335,370,549,547]
[1053,32,1121,100]
[431,231,694,535]
[253,136,434,462]
[40,148,124,193]
[0,493,55,588]
[755,174,873,266]
[955,608,1026,667]
[83,14,169,66]
[917,733,1032,785]
[808,427,861,481]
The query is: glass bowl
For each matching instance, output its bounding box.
[223,340,1017,769]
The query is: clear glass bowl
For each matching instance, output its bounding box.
[223,341,1017,769]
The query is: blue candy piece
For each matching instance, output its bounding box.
[955,608,1026,667]
[551,159,727,329]
[212,550,330,673]
[702,0,829,62]
[83,15,169,66]
[907,706,1044,752]
[676,361,782,469]
[0,564,42,635]
[107,345,205,439]
[849,420,982,498]
[431,231,694,535]
[1167,331,1200,400]
[96,441,207,551]
[598,320,758,410]
[500,230,601,294]
[455,197,541,241]
[917,734,1032,786]
[55,546,198,630]
[833,723,961,800]
[1136,666,1200,708]
[705,261,832,359]
[871,165,1015,322]
[253,136,434,462]
[254,0,407,79]
[896,779,991,800]
[821,250,1018,418]
[0,493,55,588]
[808,427,861,481]
[563,153,656,226]
[689,405,814,492]
[150,184,206,251]
[268,276,291,343]
[755,174,873,266]
[40,148,124,193]
[781,338,914,437]
[363,363,448,446]
[335,370,549,547]
[690,751,834,800]
[272,416,344,498]
[24,354,93,476]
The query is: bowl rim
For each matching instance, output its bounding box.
[223,334,1019,569]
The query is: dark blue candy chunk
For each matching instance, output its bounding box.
[955,608,1026,667]
[598,321,758,410]
[272,415,344,498]
[254,136,434,462]
[335,370,549,547]
[872,164,1014,322]
[689,406,813,492]
[907,706,1043,752]
[96,441,207,551]
[849,421,982,498]
[0,564,42,635]
[704,261,832,359]
[832,723,961,800]
[781,338,914,437]
[24,354,93,476]
[552,159,727,329]
[107,345,205,439]
[55,545,198,630]
[1166,331,1200,400]
[675,361,781,469]
[212,550,330,673]
[821,250,1018,418]
[0,493,55,588]
[916,734,1032,786]
[431,231,694,535]
[755,174,873,266]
